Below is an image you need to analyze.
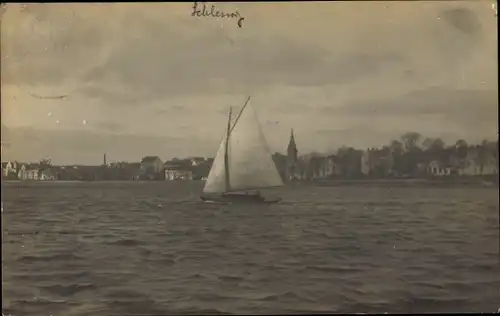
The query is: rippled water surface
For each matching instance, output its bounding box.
[2,181,499,315]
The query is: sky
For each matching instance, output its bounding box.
[1,1,498,165]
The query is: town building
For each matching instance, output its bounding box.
[16,164,56,180]
[140,156,164,173]
[427,160,452,177]
[17,164,27,180]
[3,161,19,177]
[39,169,56,180]
[138,156,164,180]
[336,148,364,178]
[164,162,193,180]
[285,129,301,180]
[361,147,394,177]
[318,155,340,178]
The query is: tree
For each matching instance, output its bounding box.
[390,140,404,152]
[401,132,421,152]
[389,140,404,176]
[493,141,499,168]
[402,147,423,176]
[422,138,445,151]
[473,140,491,175]
[398,132,423,176]
[39,158,52,168]
[422,138,433,150]
[336,146,362,178]
[455,139,468,160]
[455,139,468,148]
[422,137,446,165]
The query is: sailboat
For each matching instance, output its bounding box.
[200,97,284,204]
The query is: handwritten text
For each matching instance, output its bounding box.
[191,2,245,28]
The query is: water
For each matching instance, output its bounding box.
[2,181,499,315]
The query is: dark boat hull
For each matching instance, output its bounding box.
[200,193,281,204]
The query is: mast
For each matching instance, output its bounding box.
[229,96,251,134]
[223,107,232,192]
[223,96,249,192]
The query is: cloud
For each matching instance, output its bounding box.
[1,5,116,86]
[440,7,482,36]
[332,87,497,121]
[319,87,498,144]
[1,2,497,163]
[78,36,333,103]
[1,127,218,164]
[312,127,407,151]
[4,2,493,102]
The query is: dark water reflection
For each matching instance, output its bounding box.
[2,181,499,315]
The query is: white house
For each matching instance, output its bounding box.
[164,162,193,180]
[39,169,56,181]
[17,164,27,179]
[427,160,451,176]
[3,161,18,177]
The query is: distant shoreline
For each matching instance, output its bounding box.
[2,177,498,188]
[308,178,499,188]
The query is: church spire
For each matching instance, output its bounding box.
[286,128,299,181]
[287,128,297,157]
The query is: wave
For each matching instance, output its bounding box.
[104,238,143,247]
[40,283,96,297]
[11,270,90,282]
[17,253,83,263]
[3,183,498,314]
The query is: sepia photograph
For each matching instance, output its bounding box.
[1,1,499,315]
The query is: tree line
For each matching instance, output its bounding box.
[273,132,498,179]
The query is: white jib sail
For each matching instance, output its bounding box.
[203,125,229,194]
[203,100,283,194]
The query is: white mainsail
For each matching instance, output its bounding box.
[203,98,283,194]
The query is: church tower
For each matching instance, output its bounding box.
[286,128,299,181]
